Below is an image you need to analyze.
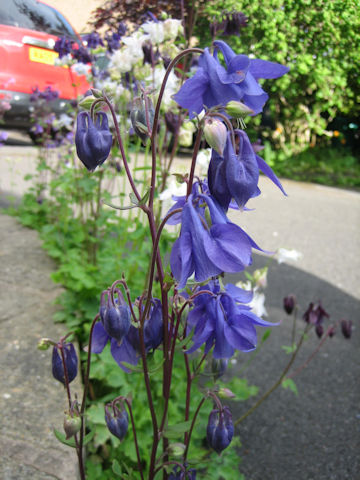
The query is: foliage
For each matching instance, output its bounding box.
[196,0,360,156]
[264,144,360,188]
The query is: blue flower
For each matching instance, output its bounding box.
[75,111,112,171]
[105,402,128,441]
[173,40,289,118]
[208,129,286,211]
[186,281,275,359]
[52,342,78,385]
[207,406,234,454]
[170,185,262,289]
[91,298,163,372]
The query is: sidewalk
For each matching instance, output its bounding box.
[0,144,359,479]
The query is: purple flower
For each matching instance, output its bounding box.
[54,36,73,58]
[105,402,128,441]
[303,302,329,326]
[208,129,286,211]
[173,40,289,118]
[283,294,296,315]
[186,281,275,358]
[170,185,263,289]
[169,465,196,479]
[52,342,78,385]
[82,32,104,49]
[75,111,112,171]
[207,406,234,454]
[91,298,163,372]
[72,46,92,64]
[100,290,131,344]
[341,320,352,339]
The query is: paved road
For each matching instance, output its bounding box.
[0,145,359,479]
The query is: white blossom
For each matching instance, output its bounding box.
[276,248,303,264]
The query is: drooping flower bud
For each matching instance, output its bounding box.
[105,402,128,441]
[341,320,352,339]
[211,358,228,381]
[225,100,254,117]
[218,388,236,399]
[203,118,227,156]
[37,337,52,351]
[75,111,112,171]
[283,294,296,315]
[102,290,131,344]
[315,324,324,338]
[52,342,78,385]
[130,95,155,144]
[207,406,234,454]
[63,410,81,439]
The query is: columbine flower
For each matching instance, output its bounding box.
[105,402,129,441]
[340,320,352,339]
[207,406,234,454]
[170,185,263,289]
[75,111,113,171]
[303,302,329,326]
[91,298,163,372]
[169,464,196,479]
[186,281,275,358]
[100,290,131,344]
[208,129,286,211]
[173,40,289,118]
[52,342,78,385]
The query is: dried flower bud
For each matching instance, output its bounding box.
[130,96,155,144]
[63,411,81,439]
[75,111,112,171]
[52,342,78,385]
[341,320,352,339]
[105,403,128,441]
[203,118,227,155]
[207,406,234,454]
[225,100,254,117]
[283,294,296,315]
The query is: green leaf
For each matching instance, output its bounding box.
[112,459,123,476]
[282,378,298,396]
[163,420,192,439]
[281,343,297,354]
[53,428,94,448]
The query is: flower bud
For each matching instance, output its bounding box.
[225,100,254,117]
[341,320,352,339]
[63,411,81,439]
[218,388,236,399]
[37,338,52,351]
[130,96,155,144]
[203,118,227,156]
[315,324,324,338]
[211,358,228,381]
[169,465,197,480]
[52,342,78,385]
[102,292,131,344]
[105,403,128,441]
[283,294,296,315]
[75,111,112,171]
[167,442,186,457]
[207,406,234,454]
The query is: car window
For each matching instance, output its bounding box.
[0,0,77,38]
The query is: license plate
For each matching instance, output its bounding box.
[29,47,58,65]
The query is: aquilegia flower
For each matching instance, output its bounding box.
[173,40,289,118]
[91,298,163,372]
[170,184,262,289]
[52,342,78,385]
[105,402,129,441]
[208,129,286,211]
[75,111,112,171]
[186,281,275,358]
[207,406,234,454]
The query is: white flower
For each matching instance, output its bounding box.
[159,179,187,201]
[163,19,183,40]
[276,248,303,264]
[179,121,196,147]
[250,290,268,318]
[196,148,211,175]
[142,21,164,44]
[71,62,90,76]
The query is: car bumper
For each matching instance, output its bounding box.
[0,89,74,129]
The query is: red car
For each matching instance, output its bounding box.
[0,0,90,129]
